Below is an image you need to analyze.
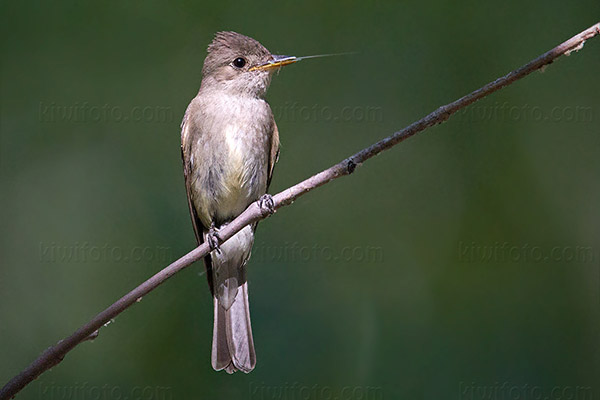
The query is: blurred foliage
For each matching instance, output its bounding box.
[1,1,599,399]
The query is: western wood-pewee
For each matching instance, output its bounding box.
[181,31,296,373]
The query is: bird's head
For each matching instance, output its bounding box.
[200,31,296,98]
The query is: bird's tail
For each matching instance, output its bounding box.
[208,224,256,373]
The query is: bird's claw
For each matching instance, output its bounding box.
[207,223,222,254]
[259,194,275,216]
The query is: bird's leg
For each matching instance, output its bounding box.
[207,222,222,254]
[258,194,275,216]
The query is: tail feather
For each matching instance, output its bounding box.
[211,300,231,370]
[212,282,256,373]
[208,225,256,373]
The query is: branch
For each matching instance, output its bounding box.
[2,22,598,400]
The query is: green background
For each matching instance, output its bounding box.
[1,2,599,399]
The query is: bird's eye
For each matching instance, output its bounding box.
[232,57,247,68]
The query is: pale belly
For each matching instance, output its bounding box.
[217,124,267,218]
[192,122,269,226]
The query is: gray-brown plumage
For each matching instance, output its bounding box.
[181,31,291,373]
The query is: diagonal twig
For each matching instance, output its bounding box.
[2,22,598,400]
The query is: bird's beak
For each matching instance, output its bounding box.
[249,55,298,72]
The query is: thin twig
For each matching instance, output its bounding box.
[2,22,598,400]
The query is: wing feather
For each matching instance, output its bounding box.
[266,117,280,191]
[181,110,215,294]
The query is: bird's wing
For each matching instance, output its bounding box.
[266,116,280,191]
[181,108,215,293]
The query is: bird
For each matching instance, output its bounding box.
[180,31,296,373]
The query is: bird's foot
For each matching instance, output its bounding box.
[258,194,275,216]
[207,223,222,254]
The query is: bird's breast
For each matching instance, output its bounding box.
[188,95,272,225]
[216,122,268,218]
